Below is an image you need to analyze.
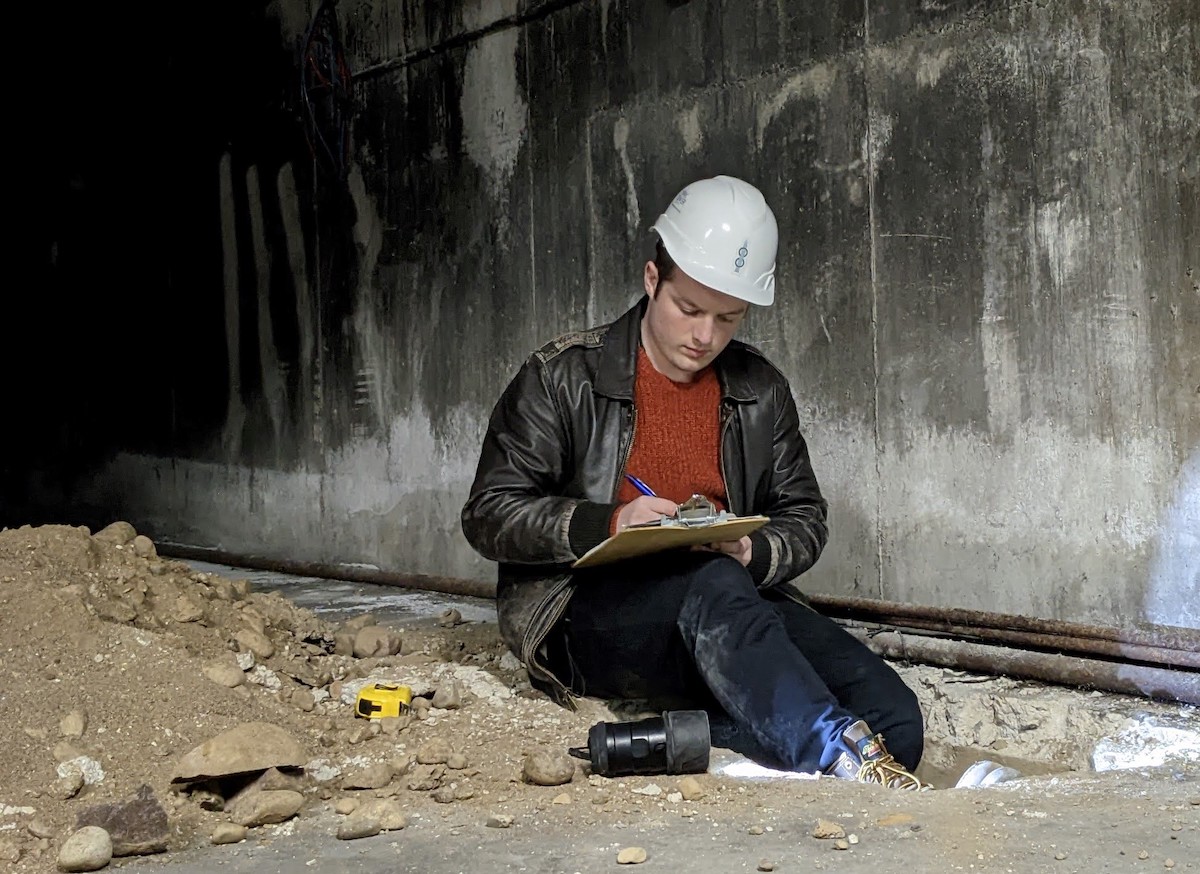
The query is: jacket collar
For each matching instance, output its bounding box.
[594,296,759,403]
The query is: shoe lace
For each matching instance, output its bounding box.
[855,753,931,791]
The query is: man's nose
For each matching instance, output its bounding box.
[693,317,714,346]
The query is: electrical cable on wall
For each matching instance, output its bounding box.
[300,0,352,178]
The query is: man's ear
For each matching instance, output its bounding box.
[643,261,659,298]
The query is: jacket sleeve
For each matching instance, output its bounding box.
[745,379,829,589]
[460,355,611,566]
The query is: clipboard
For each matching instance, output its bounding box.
[572,495,769,569]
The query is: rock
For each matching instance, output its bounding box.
[758,861,777,872]
[678,776,705,800]
[617,846,648,864]
[92,522,136,546]
[1139,850,1150,860]
[227,790,304,827]
[333,798,359,815]
[848,834,860,845]
[57,826,113,872]
[748,825,764,835]
[632,783,661,796]
[202,659,245,688]
[354,799,407,831]
[235,651,256,671]
[1054,851,1068,860]
[435,608,462,627]
[60,710,88,738]
[234,629,275,660]
[813,819,846,840]
[552,792,571,805]
[667,791,682,803]
[416,739,454,765]
[334,633,356,656]
[352,626,402,658]
[172,595,205,623]
[247,665,282,690]
[379,714,411,735]
[131,535,156,558]
[432,786,456,804]
[431,681,462,710]
[1165,859,1176,869]
[341,765,392,790]
[74,784,168,856]
[0,840,19,864]
[52,769,86,800]
[231,767,305,798]
[521,749,576,786]
[292,689,316,712]
[210,823,247,845]
[337,817,381,840]
[172,722,307,782]
[29,818,55,839]
[486,814,514,829]
[833,839,850,851]
[411,698,432,720]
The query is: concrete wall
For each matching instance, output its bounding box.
[14,0,1197,630]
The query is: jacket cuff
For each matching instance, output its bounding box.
[746,530,772,585]
[568,501,620,556]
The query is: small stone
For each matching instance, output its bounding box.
[1189,797,1200,806]
[337,817,381,840]
[202,660,245,688]
[333,798,359,815]
[1055,851,1068,860]
[234,628,275,660]
[813,819,846,840]
[521,749,575,786]
[666,791,683,803]
[617,846,648,864]
[632,783,661,796]
[57,826,113,872]
[552,793,571,805]
[1164,861,1175,870]
[435,608,462,627]
[748,825,765,835]
[291,689,316,712]
[758,862,776,872]
[352,626,402,658]
[678,776,705,801]
[416,739,454,765]
[28,818,55,839]
[210,823,247,845]
[132,535,157,558]
[0,840,18,864]
[834,839,850,851]
[341,764,392,790]
[60,710,88,738]
[227,790,304,827]
[432,786,456,803]
[1139,850,1151,860]
[446,752,469,770]
[353,799,406,831]
[486,814,514,828]
[431,681,462,710]
[848,834,859,845]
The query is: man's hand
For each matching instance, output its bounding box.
[692,536,753,567]
[615,496,679,530]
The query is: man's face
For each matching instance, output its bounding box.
[640,261,749,382]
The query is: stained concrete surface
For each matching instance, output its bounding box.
[130,561,1199,873]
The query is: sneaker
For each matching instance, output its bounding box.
[955,759,1023,788]
[826,720,931,790]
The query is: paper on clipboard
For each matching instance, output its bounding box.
[572,494,769,569]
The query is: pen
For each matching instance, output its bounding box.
[625,474,657,497]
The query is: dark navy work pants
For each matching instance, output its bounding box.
[554,553,924,772]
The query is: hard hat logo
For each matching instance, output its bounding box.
[650,176,778,306]
[734,243,749,274]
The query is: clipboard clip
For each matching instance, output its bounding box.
[665,494,730,528]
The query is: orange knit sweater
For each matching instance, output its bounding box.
[612,347,727,532]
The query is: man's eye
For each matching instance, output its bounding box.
[681,308,699,316]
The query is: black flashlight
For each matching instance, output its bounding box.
[569,710,711,778]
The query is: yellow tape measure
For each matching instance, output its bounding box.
[354,683,413,719]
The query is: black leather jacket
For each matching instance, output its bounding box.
[461,298,829,703]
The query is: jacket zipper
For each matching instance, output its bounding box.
[613,404,638,499]
[719,402,737,513]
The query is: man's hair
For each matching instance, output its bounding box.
[654,239,677,291]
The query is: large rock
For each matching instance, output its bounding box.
[75,784,168,856]
[171,723,307,783]
[57,826,112,872]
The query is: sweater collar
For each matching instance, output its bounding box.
[594,296,759,403]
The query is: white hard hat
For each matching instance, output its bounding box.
[650,175,779,306]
